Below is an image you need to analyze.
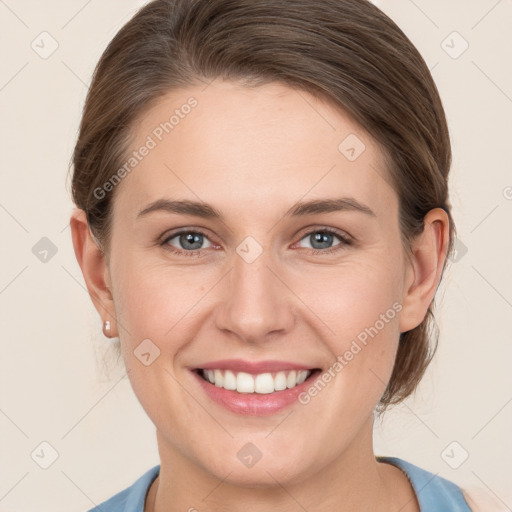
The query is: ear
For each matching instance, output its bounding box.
[399,208,450,333]
[70,209,118,337]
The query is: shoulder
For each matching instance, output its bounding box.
[378,456,472,511]
[86,465,160,512]
[462,487,510,512]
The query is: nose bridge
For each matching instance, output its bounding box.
[215,243,294,342]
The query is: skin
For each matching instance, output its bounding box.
[71,80,449,511]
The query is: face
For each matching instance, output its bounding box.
[106,80,410,485]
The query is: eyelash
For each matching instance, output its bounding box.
[159,227,352,258]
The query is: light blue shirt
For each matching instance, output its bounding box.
[87,457,471,511]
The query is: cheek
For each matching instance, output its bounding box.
[111,258,211,343]
[109,260,209,436]
[289,256,403,401]
[290,256,403,345]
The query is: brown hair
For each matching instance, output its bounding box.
[71,0,455,408]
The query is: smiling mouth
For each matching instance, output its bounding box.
[196,368,321,394]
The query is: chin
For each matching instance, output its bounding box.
[190,437,324,489]
[207,459,303,488]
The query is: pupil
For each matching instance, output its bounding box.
[181,232,202,250]
[312,232,332,250]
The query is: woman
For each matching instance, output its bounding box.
[70,0,472,510]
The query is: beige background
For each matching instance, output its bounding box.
[0,1,511,510]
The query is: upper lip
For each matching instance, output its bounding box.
[192,359,316,374]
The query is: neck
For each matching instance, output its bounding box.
[146,420,418,512]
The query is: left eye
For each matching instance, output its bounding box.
[296,230,346,251]
[164,231,213,251]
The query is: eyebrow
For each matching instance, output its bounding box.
[137,197,376,220]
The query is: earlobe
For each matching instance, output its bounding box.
[70,209,118,337]
[398,208,450,334]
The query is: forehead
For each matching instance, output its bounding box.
[113,80,396,223]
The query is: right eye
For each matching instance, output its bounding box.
[161,229,215,256]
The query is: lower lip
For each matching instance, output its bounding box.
[192,370,319,416]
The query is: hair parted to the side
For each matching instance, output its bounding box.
[71,0,455,409]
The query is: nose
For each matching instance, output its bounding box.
[215,248,295,344]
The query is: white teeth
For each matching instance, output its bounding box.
[237,372,255,393]
[223,370,237,390]
[255,373,274,394]
[201,369,312,394]
[274,371,287,391]
[286,370,297,389]
[296,370,308,384]
[214,369,224,388]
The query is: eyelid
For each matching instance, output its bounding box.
[294,225,352,244]
[160,226,217,245]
